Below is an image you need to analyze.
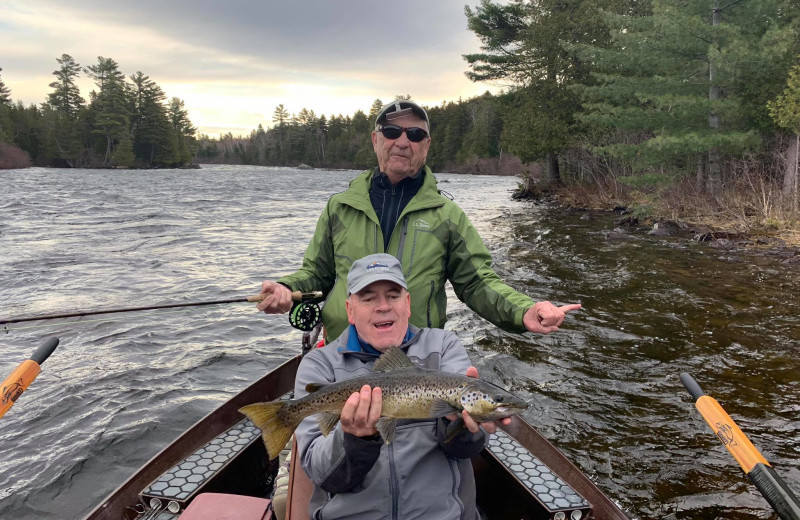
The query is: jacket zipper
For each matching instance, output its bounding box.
[389,442,399,520]
[394,217,409,259]
[427,280,434,327]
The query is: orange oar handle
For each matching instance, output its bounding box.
[0,337,59,419]
[694,394,768,473]
[682,372,800,520]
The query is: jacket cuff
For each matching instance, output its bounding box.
[319,432,383,494]
[437,418,487,459]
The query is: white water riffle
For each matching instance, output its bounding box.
[3,164,800,519]
[0,165,523,519]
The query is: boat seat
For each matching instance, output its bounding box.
[285,437,313,520]
[178,492,273,520]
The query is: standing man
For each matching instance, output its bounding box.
[293,253,513,519]
[259,99,580,342]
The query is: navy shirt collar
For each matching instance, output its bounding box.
[339,324,414,355]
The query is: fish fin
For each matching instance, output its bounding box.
[318,412,340,436]
[376,417,397,444]
[306,382,327,393]
[239,401,295,461]
[373,347,418,372]
[443,416,466,443]
[430,399,460,418]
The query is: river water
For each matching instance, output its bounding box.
[1,164,799,519]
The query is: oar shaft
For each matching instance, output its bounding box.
[0,291,323,325]
[1,337,59,419]
[749,464,800,520]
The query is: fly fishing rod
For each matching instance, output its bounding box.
[1,337,59,419]
[1,291,324,332]
[681,372,800,520]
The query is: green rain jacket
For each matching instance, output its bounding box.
[278,166,534,342]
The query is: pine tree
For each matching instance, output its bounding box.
[272,104,289,127]
[85,57,132,167]
[130,71,176,166]
[769,61,800,206]
[369,99,384,122]
[47,54,84,119]
[44,54,85,166]
[0,67,11,105]
[168,97,196,165]
[576,0,795,194]
[0,67,13,142]
[465,0,635,185]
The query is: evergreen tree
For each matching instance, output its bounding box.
[85,57,132,167]
[47,54,84,119]
[576,0,795,194]
[769,61,800,205]
[272,104,289,127]
[0,67,13,142]
[168,97,196,165]
[0,67,11,105]
[130,71,176,166]
[464,0,635,184]
[44,54,85,166]
[368,99,384,122]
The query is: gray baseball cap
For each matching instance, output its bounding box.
[347,254,407,295]
[375,100,429,130]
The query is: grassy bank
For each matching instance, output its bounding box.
[539,169,800,249]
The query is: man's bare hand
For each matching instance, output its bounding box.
[460,366,510,435]
[340,385,382,437]
[256,281,294,314]
[523,301,582,334]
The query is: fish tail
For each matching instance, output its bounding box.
[239,401,296,460]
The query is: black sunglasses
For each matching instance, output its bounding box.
[378,124,429,143]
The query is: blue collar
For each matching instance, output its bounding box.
[339,324,414,355]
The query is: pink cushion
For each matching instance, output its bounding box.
[179,493,272,520]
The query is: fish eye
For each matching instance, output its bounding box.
[495,395,504,402]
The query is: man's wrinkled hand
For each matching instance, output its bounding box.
[523,301,582,334]
[256,281,294,314]
[459,366,509,435]
[340,385,382,437]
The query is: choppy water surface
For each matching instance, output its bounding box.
[1,164,799,519]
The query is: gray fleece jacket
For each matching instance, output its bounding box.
[293,325,485,520]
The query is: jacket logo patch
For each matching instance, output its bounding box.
[412,218,430,229]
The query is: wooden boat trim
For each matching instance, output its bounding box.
[84,354,302,520]
[84,351,629,520]
[502,418,628,520]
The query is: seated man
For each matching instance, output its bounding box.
[293,253,509,520]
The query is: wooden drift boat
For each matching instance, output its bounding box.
[84,343,630,520]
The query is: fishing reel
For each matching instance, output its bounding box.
[289,299,321,332]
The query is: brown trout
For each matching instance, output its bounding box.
[239,346,528,459]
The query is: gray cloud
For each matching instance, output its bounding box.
[27,0,479,71]
[2,0,496,134]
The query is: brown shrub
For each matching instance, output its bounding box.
[0,142,32,169]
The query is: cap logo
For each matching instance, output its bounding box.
[366,261,391,272]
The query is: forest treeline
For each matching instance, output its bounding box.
[2,0,799,236]
[203,0,800,231]
[0,55,196,169]
[195,95,522,175]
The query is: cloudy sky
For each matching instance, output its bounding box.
[1,0,504,137]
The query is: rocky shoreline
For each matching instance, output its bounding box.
[570,205,800,265]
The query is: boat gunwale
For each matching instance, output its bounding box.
[83,354,302,520]
[83,352,630,520]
